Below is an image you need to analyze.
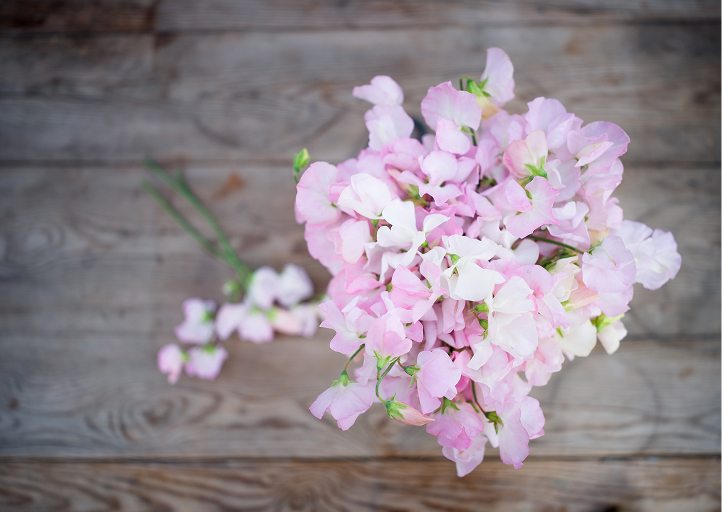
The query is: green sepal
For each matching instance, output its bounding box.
[334,370,351,387]
[485,410,504,434]
[403,364,420,377]
[384,397,408,419]
[479,318,489,331]
[375,351,391,372]
[449,254,461,265]
[593,313,624,333]
[440,397,460,414]
[293,148,310,183]
[474,302,489,313]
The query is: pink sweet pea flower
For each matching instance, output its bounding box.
[476,47,515,120]
[276,263,314,308]
[319,298,373,355]
[613,220,681,291]
[175,298,216,344]
[414,349,462,413]
[365,313,413,367]
[421,82,481,154]
[582,235,636,293]
[353,75,404,106]
[157,343,186,384]
[309,376,375,431]
[503,130,548,179]
[295,161,340,225]
[524,97,578,150]
[247,267,279,310]
[216,301,275,344]
[441,431,488,477]
[500,177,560,239]
[427,402,485,451]
[184,344,229,381]
[492,396,545,469]
[364,105,415,151]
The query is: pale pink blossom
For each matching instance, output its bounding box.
[295,161,340,225]
[184,345,228,381]
[614,220,681,290]
[175,298,216,344]
[428,402,485,450]
[479,47,515,109]
[421,82,481,154]
[442,431,487,477]
[414,349,462,413]
[157,343,185,384]
[503,130,548,179]
[364,105,414,151]
[495,396,545,469]
[247,267,279,310]
[353,75,404,106]
[277,263,314,308]
[310,379,375,431]
[582,235,636,293]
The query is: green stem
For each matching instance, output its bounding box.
[344,344,365,373]
[375,357,400,403]
[525,234,583,254]
[471,382,486,414]
[144,160,254,286]
[141,180,226,260]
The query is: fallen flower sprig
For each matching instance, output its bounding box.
[297,48,681,476]
[143,161,321,383]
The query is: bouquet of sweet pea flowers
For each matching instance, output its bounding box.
[295,48,681,476]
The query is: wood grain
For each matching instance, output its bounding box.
[0,163,717,337]
[0,25,719,163]
[1,0,719,34]
[0,458,719,512]
[0,334,718,459]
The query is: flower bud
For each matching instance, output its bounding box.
[384,399,434,426]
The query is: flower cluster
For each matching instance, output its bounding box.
[158,264,320,384]
[296,48,681,476]
[142,161,321,385]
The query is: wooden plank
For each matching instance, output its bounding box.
[0,25,719,163]
[1,0,719,34]
[0,163,717,338]
[0,458,719,512]
[0,333,717,459]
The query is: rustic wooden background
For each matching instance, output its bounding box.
[0,1,720,510]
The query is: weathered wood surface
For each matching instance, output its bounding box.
[0,458,720,512]
[1,0,719,34]
[0,164,717,338]
[0,0,719,509]
[0,25,719,163]
[0,336,718,458]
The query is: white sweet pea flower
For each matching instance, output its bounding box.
[442,235,504,301]
[377,199,449,267]
[337,174,394,219]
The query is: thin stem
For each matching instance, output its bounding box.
[375,357,400,402]
[525,234,583,254]
[144,160,254,286]
[344,344,365,373]
[471,382,486,414]
[141,180,226,260]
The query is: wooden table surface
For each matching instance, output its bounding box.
[0,1,720,510]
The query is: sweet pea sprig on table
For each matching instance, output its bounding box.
[142,161,321,384]
[296,48,681,477]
